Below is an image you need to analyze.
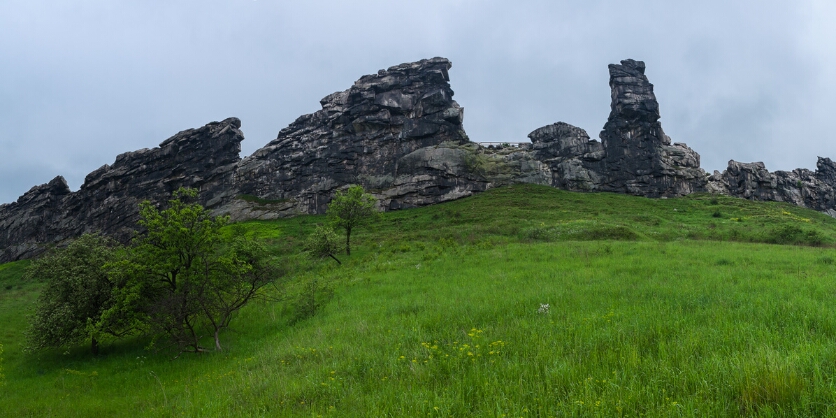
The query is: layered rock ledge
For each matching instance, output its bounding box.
[0,118,243,261]
[226,57,484,220]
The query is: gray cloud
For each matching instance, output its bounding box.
[2,0,834,203]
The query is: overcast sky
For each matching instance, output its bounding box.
[2,1,834,204]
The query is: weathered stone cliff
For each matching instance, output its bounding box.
[706,158,836,217]
[598,59,705,196]
[225,57,487,220]
[4,57,836,262]
[0,118,243,261]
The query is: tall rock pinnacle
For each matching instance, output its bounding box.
[598,59,705,196]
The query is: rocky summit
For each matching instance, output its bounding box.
[226,57,482,220]
[3,57,836,262]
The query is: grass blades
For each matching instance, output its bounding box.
[3,185,836,416]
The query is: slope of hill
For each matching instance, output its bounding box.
[3,185,836,416]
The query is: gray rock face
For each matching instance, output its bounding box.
[706,158,836,216]
[528,122,605,191]
[597,60,706,196]
[0,118,243,262]
[523,60,706,197]
[6,57,836,262]
[230,57,484,218]
[0,176,72,261]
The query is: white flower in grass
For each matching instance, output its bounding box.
[538,303,550,314]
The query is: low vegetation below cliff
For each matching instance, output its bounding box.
[4,185,836,416]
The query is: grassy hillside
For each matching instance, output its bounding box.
[4,185,836,416]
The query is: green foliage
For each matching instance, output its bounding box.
[8,185,836,415]
[327,185,379,256]
[24,234,127,355]
[290,278,333,324]
[0,260,30,289]
[767,224,825,246]
[0,343,4,386]
[463,149,514,179]
[522,220,640,242]
[108,188,279,352]
[304,224,342,264]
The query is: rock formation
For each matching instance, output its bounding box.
[4,57,836,262]
[0,118,243,261]
[227,57,486,219]
[706,158,836,217]
[525,59,706,197]
[598,60,705,196]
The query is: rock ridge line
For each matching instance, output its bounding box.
[3,57,836,262]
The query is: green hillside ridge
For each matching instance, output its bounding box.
[4,184,836,416]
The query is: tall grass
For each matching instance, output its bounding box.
[3,185,836,416]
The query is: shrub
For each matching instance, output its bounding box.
[0,343,4,386]
[766,225,825,246]
[108,188,280,352]
[24,234,128,355]
[304,224,343,264]
[291,278,333,324]
[327,185,379,256]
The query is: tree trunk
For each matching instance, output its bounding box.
[345,227,351,256]
[214,329,222,351]
[91,336,99,356]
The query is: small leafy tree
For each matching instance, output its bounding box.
[200,237,280,350]
[326,185,379,256]
[304,224,343,264]
[110,188,278,352]
[24,234,130,355]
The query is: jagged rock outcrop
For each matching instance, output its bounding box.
[706,158,836,217]
[226,57,486,219]
[523,60,706,197]
[5,57,836,262]
[0,176,72,261]
[598,60,705,196]
[0,118,243,262]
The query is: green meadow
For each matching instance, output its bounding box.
[4,184,836,416]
